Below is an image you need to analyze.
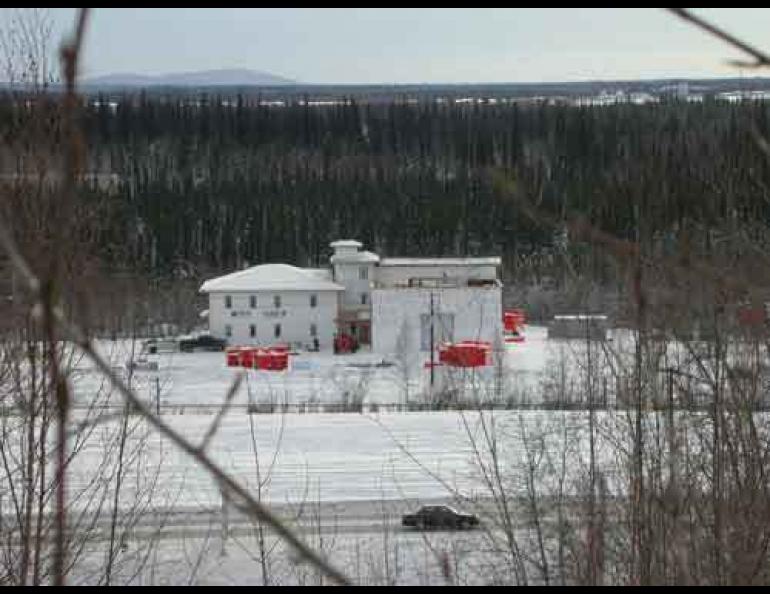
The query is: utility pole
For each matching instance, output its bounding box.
[430,292,435,389]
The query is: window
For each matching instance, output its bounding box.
[250,295,257,308]
[274,295,281,309]
[361,292,368,306]
[310,294,317,308]
[250,324,256,338]
[359,267,368,280]
[310,323,317,337]
[274,324,281,338]
[225,324,232,338]
[225,295,232,309]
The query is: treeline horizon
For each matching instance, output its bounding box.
[6,93,770,289]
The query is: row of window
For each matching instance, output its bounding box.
[224,294,318,309]
[224,323,318,338]
[224,293,370,308]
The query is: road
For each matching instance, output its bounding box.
[62,497,507,543]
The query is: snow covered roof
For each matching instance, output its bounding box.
[330,250,380,264]
[329,239,362,250]
[200,263,344,293]
[379,257,501,267]
[301,267,335,280]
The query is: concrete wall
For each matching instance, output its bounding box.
[371,286,503,356]
[208,290,338,350]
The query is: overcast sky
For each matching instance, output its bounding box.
[25,8,770,84]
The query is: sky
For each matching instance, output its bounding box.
[15,8,770,84]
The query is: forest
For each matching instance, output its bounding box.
[5,92,770,329]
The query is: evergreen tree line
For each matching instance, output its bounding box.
[7,94,770,284]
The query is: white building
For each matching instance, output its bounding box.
[200,263,343,350]
[329,240,379,345]
[200,241,503,354]
[371,257,503,357]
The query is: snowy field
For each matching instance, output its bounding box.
[39,325,638,512]
[5,324,759,584]
[7,324,733,515]
[69,325,625,409]
[67,408,602,508]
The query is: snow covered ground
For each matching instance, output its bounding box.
[55,325,645,511]
[7,324,751,584]
[70,325,623,409]
[67,408,595,508]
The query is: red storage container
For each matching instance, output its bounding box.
[453,344,478,367]
[444,342,490,367]
[438,343,454,365]
[239,347,260,368]
[226,347,241,367]
[267,351,289,371]
[504,309,526,332]
[252,349,268,370]
[254,350,289,371]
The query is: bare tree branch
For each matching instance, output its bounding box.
[0,216,352,586]
[666,8,770,68]
[199,372,244,452]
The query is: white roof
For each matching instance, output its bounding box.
[379,257,501,267]
[330,250,380,264]
[302,267,335,280]
[200,263,344,293]
[329,239,362,249]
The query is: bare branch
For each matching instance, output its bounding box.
[0,214,352,586]
[666,8,770,68]
[198,371,244,452]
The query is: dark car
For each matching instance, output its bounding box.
[402,505,479,530]
[178,333,227,353]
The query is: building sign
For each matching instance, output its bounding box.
[262,310,287,318]
[230,310,253,317]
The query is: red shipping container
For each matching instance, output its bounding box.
[240,347,261,368]
[226,348,241,367]
[438,343,455,365]
[253,350,289,371]
[252,349,268,370]
[450,343,489,367]
[504,311,526,333]
[267,351,289,371]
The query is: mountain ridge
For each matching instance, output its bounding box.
[83,68,297,88]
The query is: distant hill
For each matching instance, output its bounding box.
[83,69,298,88]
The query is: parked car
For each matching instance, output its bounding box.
[402,505,479,530]
[178,333,227,353]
